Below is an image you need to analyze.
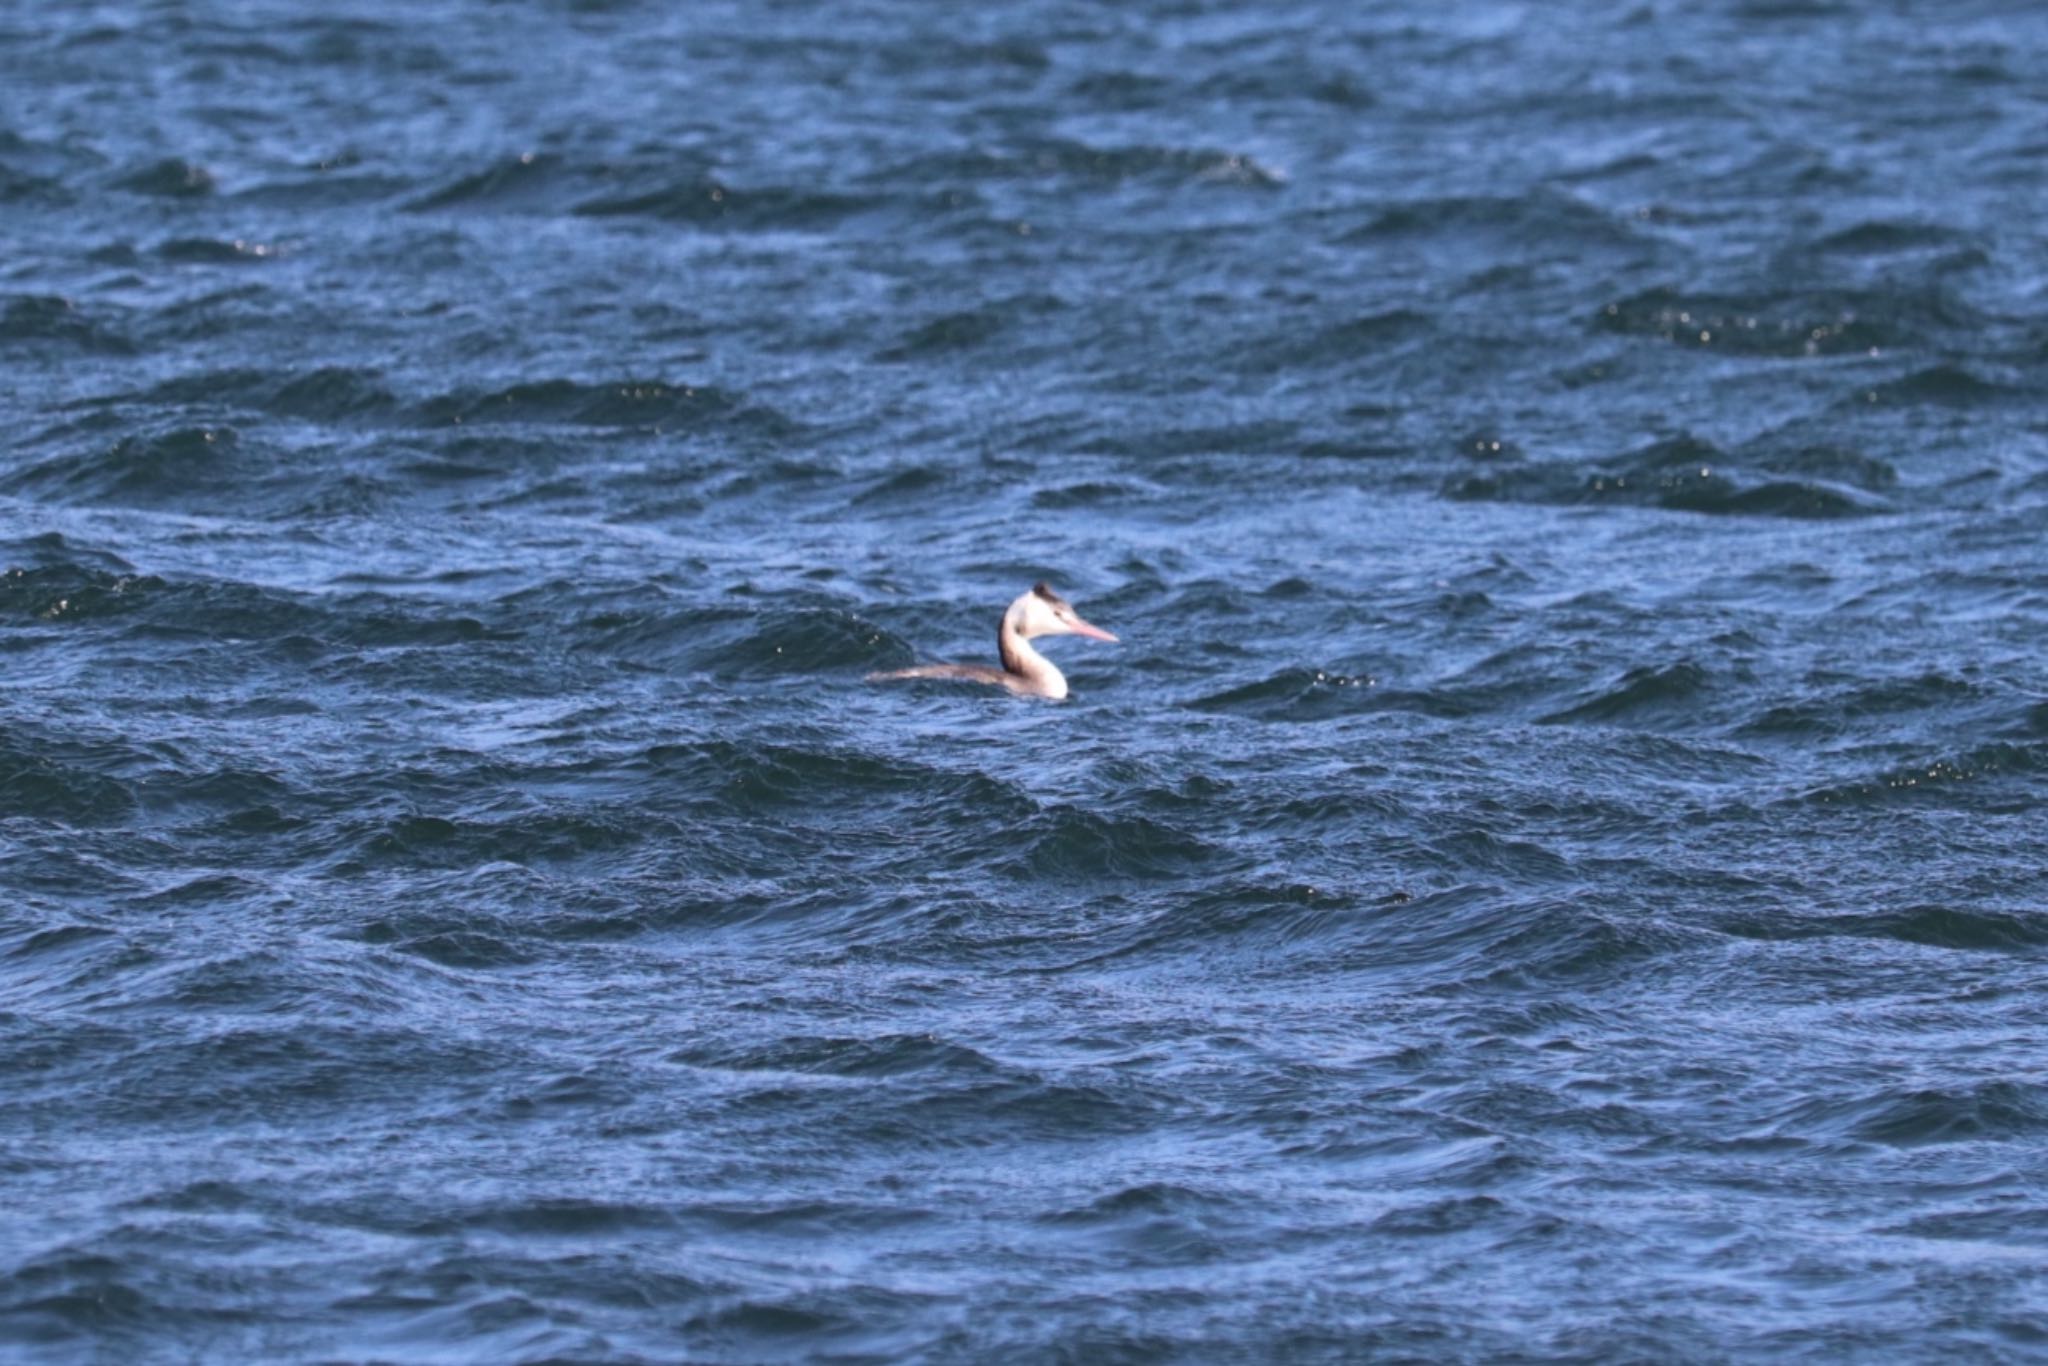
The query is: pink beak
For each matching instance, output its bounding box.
[1070,616,1118,643]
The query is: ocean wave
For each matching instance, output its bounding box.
[1595,284,1977,357]
[574,603,897,677]
[1813,219,1963,255]
[0,560,158,623]
[233,168,414,208]
[1855,364,2029,409]
[1187,667,1386,723]
[0,1249,161,1344]
[1,426,252,508]
[0,159,65,204]
[696,607,901,676]
[678,1031,1011,1082]
[112,157,214,197]
[155,237,278,266]
[1444,432,1895,518]
[633,739,1038,828]
[1540,660,1710,726]
[1345,191,1643,251]
[418,379,778,432]
[405,151,577,212]
[1719,903,2048,952]
[1801,741,2046,809]
[998,804,1218,881]
[575,176,877,230]
[0,293,133,353]
[1736,672,1994,740]
[884,138,1286,190]
[1767,1079,2048,1148]
[873,295,1065,362]
[1233,308,1431,374]
[0,728,148,825]
[121,366,403,423]
[105,369,798,441]
[1029,480,1150,509]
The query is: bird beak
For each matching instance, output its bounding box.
[1070,616,1118,642]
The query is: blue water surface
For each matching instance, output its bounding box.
[3,1,2047,1360]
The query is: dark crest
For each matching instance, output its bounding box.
[1032,581,1061,604]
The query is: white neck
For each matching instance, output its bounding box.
[999,617,1068,699]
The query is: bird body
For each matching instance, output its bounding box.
[868,583,1117,700]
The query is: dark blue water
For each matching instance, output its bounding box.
[5,1,2047,1359]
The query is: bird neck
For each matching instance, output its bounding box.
[999,619,1067,700]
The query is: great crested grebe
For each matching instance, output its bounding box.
[868,582,1118,700]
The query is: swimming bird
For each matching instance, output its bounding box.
[868,583,1118,700]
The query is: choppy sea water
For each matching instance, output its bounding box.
[4,1,2047,1359]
